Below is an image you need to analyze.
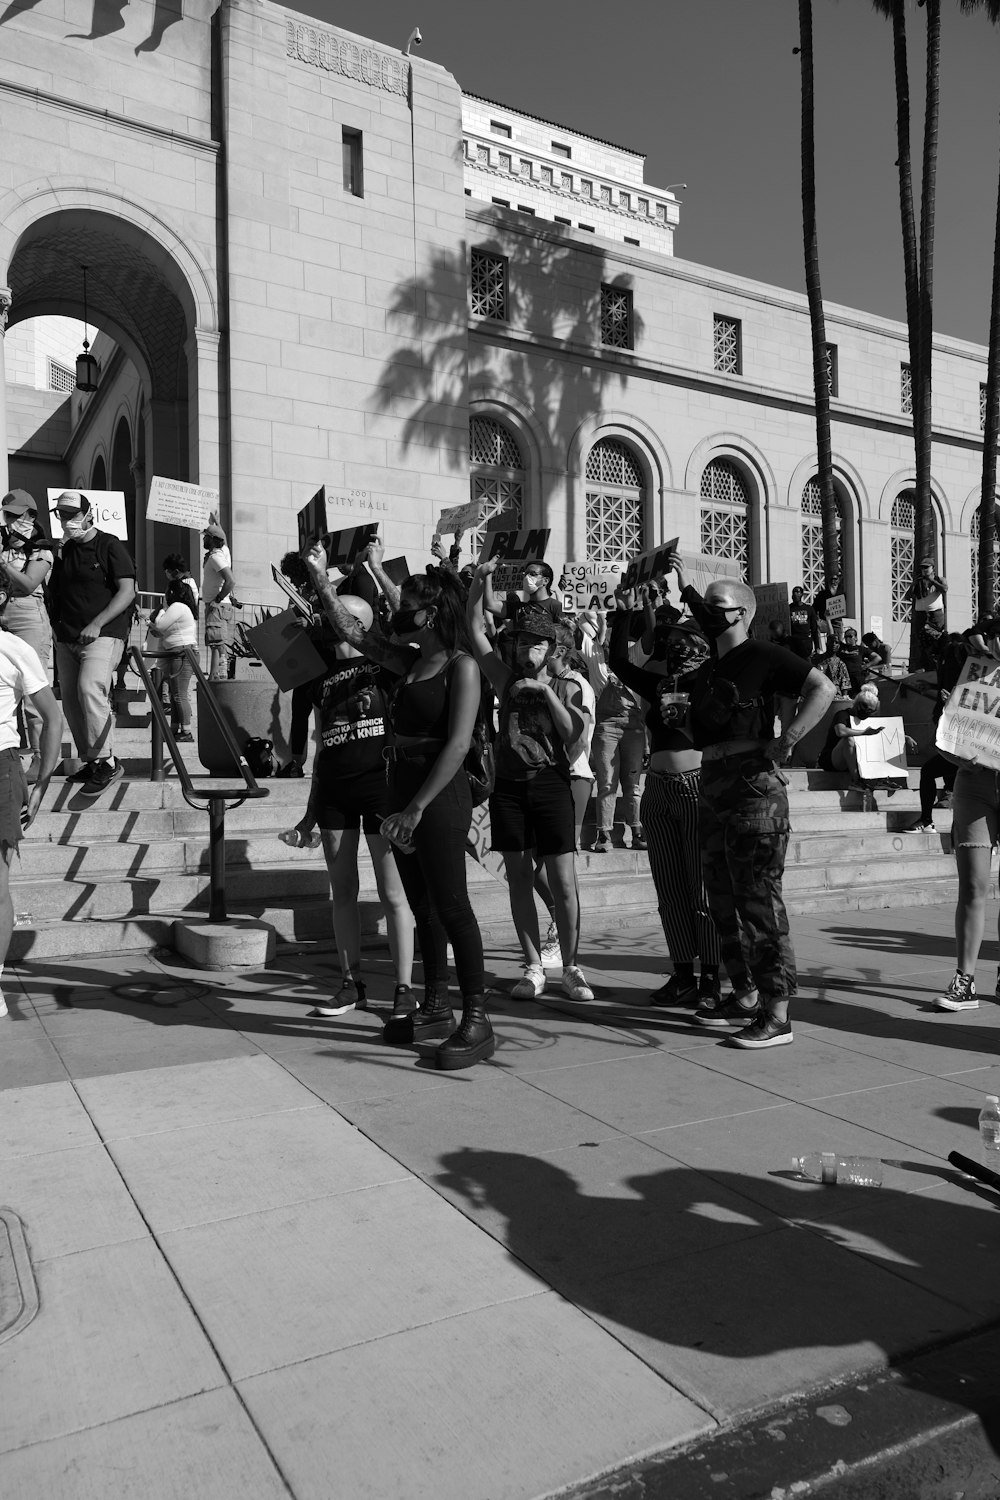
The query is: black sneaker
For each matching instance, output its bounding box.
[649,973,698,1008]
[174,730,194,743]
[934,971,978,1012]
[64,761,95,782]
[310,978,367,1017]
[729,1012,793,1049]
[696,992,761,1030]
[276,761,304,778]
[78,759,125,798]
[697,973,722,1008]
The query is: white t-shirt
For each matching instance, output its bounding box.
[148,602,198,651]
[0,633,48,751]
[202,546,232,605]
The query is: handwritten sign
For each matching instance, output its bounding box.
[479,526,551,564]
[751,582,790,641]
[560,562,622,611]
[436,500,484,537]
[48,490,128,541]
[146,476,218,531]
[826,593,848,620]
[622,536,679,591]
[854,715,908,782]
[936,655,1000,769]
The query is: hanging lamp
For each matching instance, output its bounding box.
[75,265,100,392]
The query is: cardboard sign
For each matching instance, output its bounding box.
[436,500,484,537]
[146,476,218,531]
[686,552,743,595]
[48,490,129,541]
[559,561,622,611]
[381,556,410,586]
[622,537,679,591]
[479,527,551,564]
[244,609,326,692]
[321,524,380,570]
[826,593,848,620]
[271,563,314,619]
[936,655,1000,769]
[297,486,328,550]
[751,582,790,642]
[854,715,909,783]
[870,616,884,638]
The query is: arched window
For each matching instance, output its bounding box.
[801,478,842,598]
[469,415,524,555]
[700,459,751,579]
[584,438,646,561]
[890,491,939,624]
[91,454,107,491]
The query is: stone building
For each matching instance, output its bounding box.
[0,0,991,651]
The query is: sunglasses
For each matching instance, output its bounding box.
[51,507,84,520]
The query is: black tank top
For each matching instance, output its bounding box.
[391,665,452,738]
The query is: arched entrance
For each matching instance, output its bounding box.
[3,205,216,586]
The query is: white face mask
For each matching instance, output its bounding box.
[59,514,90,541]
[3,515,34,541]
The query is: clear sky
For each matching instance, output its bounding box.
[297,0,1000,346]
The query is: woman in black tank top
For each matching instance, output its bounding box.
[304,549,492,1070]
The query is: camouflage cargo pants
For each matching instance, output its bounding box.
[698,755,797,1000]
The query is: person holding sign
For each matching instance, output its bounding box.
[482,560,562,629]
[668,551,835,1048]
[469,562,594,1004]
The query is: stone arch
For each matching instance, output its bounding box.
[110,413,137,552]
[878,469,950,533]
[685,433,775,585]
[787,452,867,611]
[566,413,672,561]
[91,452,108,490]
[468,389,546,526]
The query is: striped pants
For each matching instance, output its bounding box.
[641,769,721,966]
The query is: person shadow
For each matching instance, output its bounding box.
[435,1146,1000,1445]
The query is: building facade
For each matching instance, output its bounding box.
[0,0,991,649]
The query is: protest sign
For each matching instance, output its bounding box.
[559,561,622,611]
[751,582,790,641]
[686,552,742,595]
[146,476,218,531]
[321,524,380,570]
[244,609,326,692]
[380,556,410,586]
[826,593,847,620]
[622,536,679,591]
[870,615,884,638]
[297,486,328,550]
[436,500,483,537]
[854,716,908,783]
[48,490,128,541]
[479,526,551,563]
[936,655,1000,769]
[271,563,313,618]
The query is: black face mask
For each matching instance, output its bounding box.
[701,602,742,639]
[390,607,427,636]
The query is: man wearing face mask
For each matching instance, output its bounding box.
[667,552,835,1048]
[47,491,136,797]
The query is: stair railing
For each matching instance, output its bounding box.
[129,645,268,922]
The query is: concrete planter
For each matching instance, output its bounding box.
[196,678,291,775]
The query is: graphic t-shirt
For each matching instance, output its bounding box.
[312,657,398,777]
[789,604,817,640]
[495,674,578,781]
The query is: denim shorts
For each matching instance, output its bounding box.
[951,763,1000,849]
[489,767,576,856]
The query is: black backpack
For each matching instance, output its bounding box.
[244,737,274,777]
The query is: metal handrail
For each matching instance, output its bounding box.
[128,645,268,922]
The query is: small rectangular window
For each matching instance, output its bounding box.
[601,285,633,350]
[825,343,839,399]
[490,120,512,138]
[471,248,508,321]
[624,236,640,247]
[492,198,510,208]
[579,223,595,232]
[713,314,742,375]
[48,359,74,392]
[517,204,536,216]
[901,362,913,415]
[342,128,364,198]
[554,216,571,225]
[552,141,571,159]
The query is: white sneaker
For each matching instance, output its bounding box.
[0,992,6,1017]
[561,965,594,1002]
[511,964,545,1000]
[540,922,561,968]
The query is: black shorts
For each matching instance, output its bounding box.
[0,747,27,858]
[489,767,576,856]
[313,764,389,834]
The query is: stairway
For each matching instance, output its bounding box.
[10,721,961,962]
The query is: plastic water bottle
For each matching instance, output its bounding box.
[279,828,322,849]
[978,1095,1000,1164]
[791,1152,883,1187]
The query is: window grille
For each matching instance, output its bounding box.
[469,416,524,556]
[519,158,532,176]
[540,166,553,185]
[498,152,512,172]
[585,440,645,561]
[713,315,742,375]
[600,185,612,204]
[981,383,988,432]
[600,285,633,350]
[560,172,573,190]
[582,179,593,197]
[470,250,507,321]
[824,344,838,398]
[972,506,981,618]
[624,236,639,246]
[47,359,74,393]
[620,191,631,209]
[700,459,750,578]
[656,203,667,221]
[900,363,912,415]
[579,223,595,232]
[477,144,490,164]
[638,198,649,214]
[801,478,842,600]
[890,491,916,622]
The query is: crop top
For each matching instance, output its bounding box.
[607,611,696,753]
[390,658,466,739]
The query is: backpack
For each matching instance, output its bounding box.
[244,737,274,777]
[445,657,495,806]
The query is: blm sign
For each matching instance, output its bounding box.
[622,536,679,591]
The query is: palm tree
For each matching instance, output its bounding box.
[796,0,839,590]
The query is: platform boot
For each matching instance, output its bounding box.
[382,983,454,1046]
[435,993,495,1070]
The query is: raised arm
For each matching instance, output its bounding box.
[361,537,401,614]
[302,542,411,671]
[467,561,512,697]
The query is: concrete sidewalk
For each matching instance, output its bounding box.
[2,902,999,1499]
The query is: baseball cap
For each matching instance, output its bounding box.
[656,616,708,646]
[1,489,37,516]
[53,489,89,516]
[514,605,558,641]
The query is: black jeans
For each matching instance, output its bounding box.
[290,680,314,759]
[388,759,485,997]
[919,752,957,824]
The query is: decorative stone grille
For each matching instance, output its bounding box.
[540,166,553,184]
[824,343,838,398]
[981,383,988,432]
[47,359,74,393]
[600,286,632,350]
[713,315,741,375]
[470,250,507,321]
[470,416,522,469]
[498,152,512,172]
[561,172,573,190]
[801,478,842,599]
[890,491,916,622]
[519,158,532,176]
[900,363,912,416]
[469,416,524,556]
[600,186,612,204]
[584,439,645,560]
[477,144,490,164]
[700,459,750,577]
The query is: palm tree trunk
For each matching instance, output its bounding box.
[798,0,838,590]
[911,0,941,668]
[979,125,1000,617]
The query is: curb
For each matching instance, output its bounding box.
[556,1324,1000,1500]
